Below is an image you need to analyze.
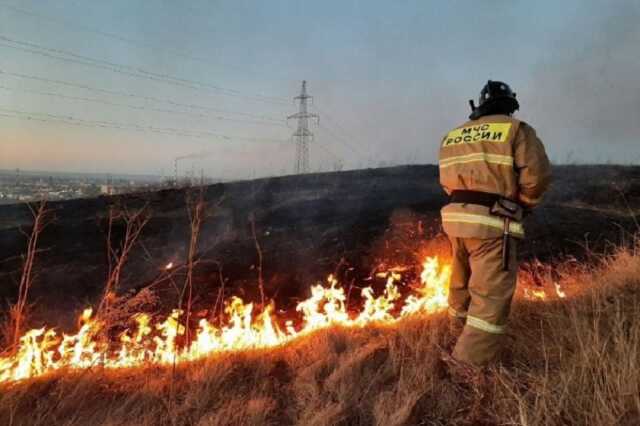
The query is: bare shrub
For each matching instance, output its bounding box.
[97,287,159,332]
[98,203,150,315]
[5,200,51,350]
[179,187,224,335]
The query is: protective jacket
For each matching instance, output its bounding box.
[439,114,551,239]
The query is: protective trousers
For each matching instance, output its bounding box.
[447,236,518,366]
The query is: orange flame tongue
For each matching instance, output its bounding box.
[0,256,451,383]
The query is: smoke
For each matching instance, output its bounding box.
[526,0,640,164]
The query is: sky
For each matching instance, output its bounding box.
[0,0,639,179]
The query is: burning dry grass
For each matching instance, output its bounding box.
[1,244,639,425]
[0,257,451,383]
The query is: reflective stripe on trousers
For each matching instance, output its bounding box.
[466,315,506,334]
[448,306,467,319]
[442,212,524,236]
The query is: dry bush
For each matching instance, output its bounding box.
[1,244,639,425]
[179,188,224,338]
[99,203,150,315]
[180,188,207,344]
[3,200,51,351]
[97,287,159,333]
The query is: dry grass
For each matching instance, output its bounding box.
[1,245,639,426]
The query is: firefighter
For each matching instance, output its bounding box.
[439,80,552,367]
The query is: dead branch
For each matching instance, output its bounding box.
[9,199,51,349]
[210,260,226,324]
[179,187,206,344]
[249,213,266,310]
[98,202,150,315]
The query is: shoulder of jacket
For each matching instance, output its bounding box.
[445,115,530,134]
[465,114,519,125]
[441,120,470,140]
[515,120,539,137]
[453,119,474,130]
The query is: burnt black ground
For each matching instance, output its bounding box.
[0,164,638,329]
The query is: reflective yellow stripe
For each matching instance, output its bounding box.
[440,152,513,164]
[448,307,467,318]
[442,212,524,235]
[466,316,506,334]
[439,152,513,168]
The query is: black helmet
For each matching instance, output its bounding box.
[469,80,520,120]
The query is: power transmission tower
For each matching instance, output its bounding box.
[288,80,319,174]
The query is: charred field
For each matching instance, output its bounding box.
[0,164,639,425]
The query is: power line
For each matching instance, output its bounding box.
[314,104,362,140]
[318,123,366,159]
[0,84,287,128]
[0,108,198,138]
[0,106,288,143]
[314,140,342,162]
[312,104,369,158]
[0,35,290,105]
[0,2,250,74]
[0,68,283,122]
[0,36,286,105]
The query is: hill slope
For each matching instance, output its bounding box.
[0,164,639,328]
[1,243,639,425]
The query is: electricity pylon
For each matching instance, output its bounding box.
[288,81,319,174]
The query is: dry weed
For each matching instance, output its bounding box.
[1,245,639,425]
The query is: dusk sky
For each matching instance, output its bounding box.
[1,0,639,179]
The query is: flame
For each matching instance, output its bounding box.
[0,256,451,383]
[523,283,568,301]
[524,288,547,300]
[554,282,567,298]
[165,262,174,270]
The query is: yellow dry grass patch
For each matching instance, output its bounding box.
[1,246,640,426]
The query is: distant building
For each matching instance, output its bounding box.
[100,185,115,195]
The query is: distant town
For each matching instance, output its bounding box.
[0,169,220,205]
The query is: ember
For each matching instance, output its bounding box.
[0,256,451,383]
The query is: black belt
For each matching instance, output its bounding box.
[449,190,504,208]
